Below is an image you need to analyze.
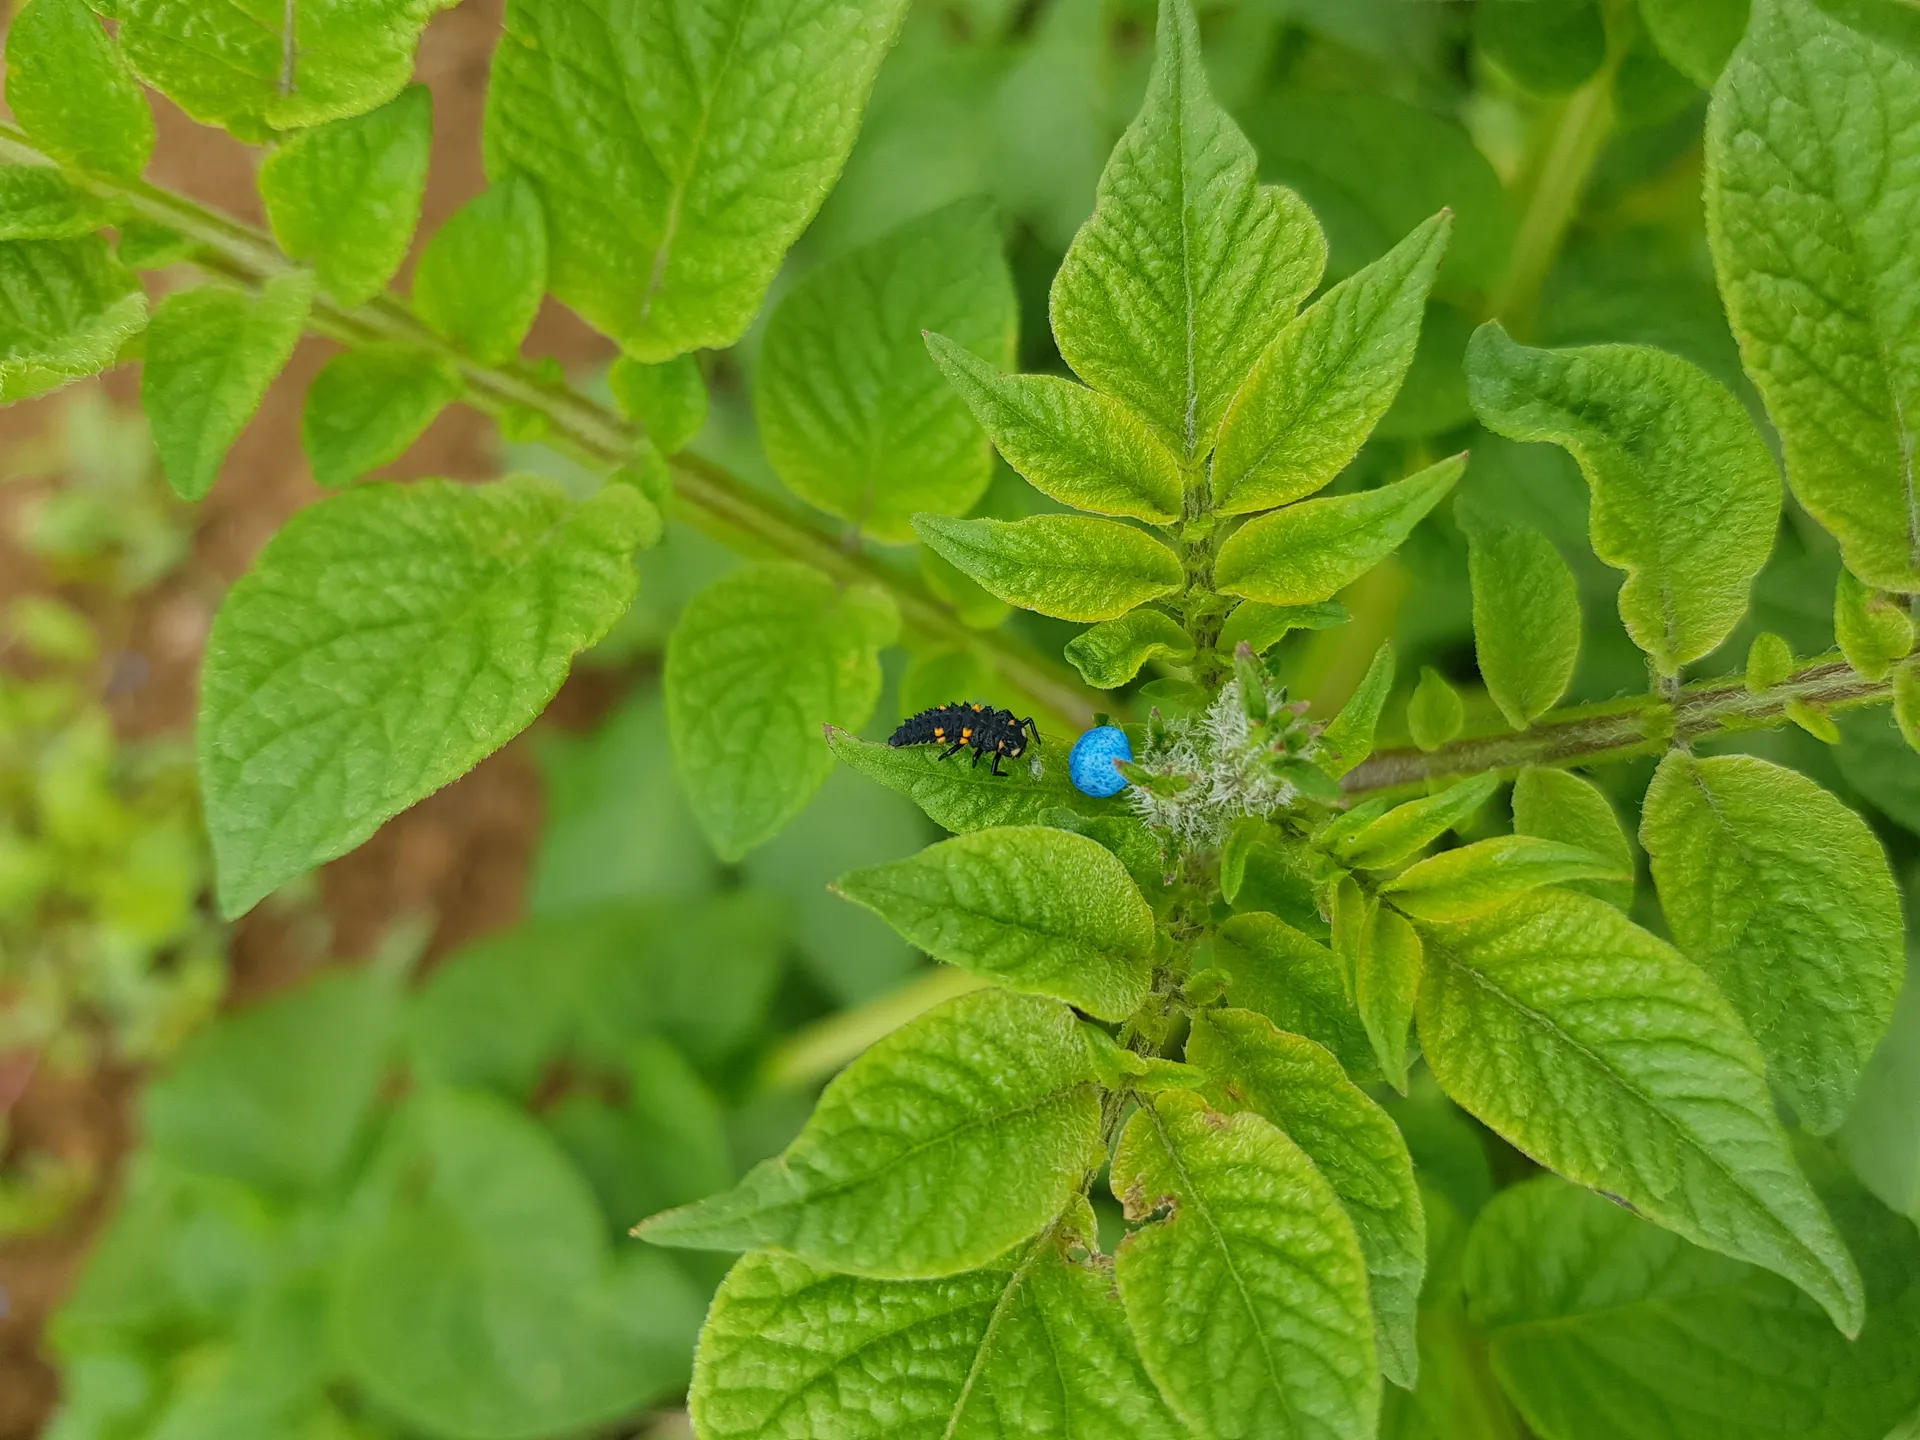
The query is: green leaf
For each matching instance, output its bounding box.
[912,512,1184,622]
[1384,835,1630,923]
[638,988,1102,1278]
[665,562,897,861]
[333,1088,702,1439]
[143,966,398,1194]
[0,166,112,241]
[1835,566,1913,680]
[1049,0,1326,458]
[1466,322,1780,673]
[1332,773,1501,870]
[1415,888,1865,1335]
[1214,454,1463,606]
[115,0,455,137]
[1641,0,1751,86]
[1111,1089,1379,1440]
[484,0,909,359]
[258,86,432,307]
[5,0,154,180]
[1899,665,1920,753]
[1356,904,1423,1093]
[1476,0,1608,94]
[0,234,145,401]
[1211,211,1452,515]
[1212,911,1380,1088]
[1706,0,1920,591]
[142,272,313,501]
[835,825,1156,1021]
[826,726,1128,834]
[691,1215,1187,1440]
[1465,1173,1920,1440]
[610,353,707,455]
[412,176,548,365]
[1511,766,1635,909]
[1064,610,1194,688]
[1463,508,1581,729]
[1406,667,1464,753]
[1841,958,1920,1221]
[1189,1008,1427,1391]
[200,475,651,916]
[757,202,1016,543]
[1318,642,1395,778]
[1218,601,1348,659]
[1747,630,1797,691]
[1640,750,1904,1135]
[927,334,1184,525]
[301,344,462,488]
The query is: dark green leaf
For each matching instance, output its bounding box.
[1064,609,1194,688]
[0,234,145,401]
[1212,911,1378,1080]
[301,343,462,488]
[1463,508,1581,728]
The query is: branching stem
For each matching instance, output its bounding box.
[1347,656,1890,794]
[0,123,1102,729]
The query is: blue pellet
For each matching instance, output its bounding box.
[1069,726,1133,798]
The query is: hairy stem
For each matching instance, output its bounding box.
[0,124,1102,729]
[1346,656,1890,794]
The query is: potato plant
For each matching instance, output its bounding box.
[4,0,1920,1436]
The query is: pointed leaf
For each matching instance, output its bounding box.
[259,86,432,305]
[1356,905,1422,1093]
[1189,1008,1427,1392]
[835,826,1156,1021]
[484,0,909,358]
[1318,642,1395,778]
[928,333,1184,524]
[638,988,1102,1278]
[1218,601,1348,659]
[1416,888,1865,1335]
[1065,609,1194,688]
[666,562,898,861]
[1640,751,1904,1135]
[1383,835,1629,923]
[1332,773,1502,870]
[1466,322,1779,672]
[5,0,154,180]
[1511,767,1635,909]
[1214,454,1463,605]
[1212,211,1452,514]
[302,344,462,488]
[1406,667,1464,752]
[144,272,313,501]
[1706,0,1920,591]
[0,234,145,402]
[826,725,1126,834]
[1641,0,1749,87]
[1049,0,1325,457]
[1111,1089,1379,1440]
[757,202,1017,543]
[200,476,651,916]
[412,176,548,365]
[691,1220,1187,1440]
[1465,1174,1920,1440]
[117,0,455,136]
[912,513,1184,622]
[1463,508,1581,729]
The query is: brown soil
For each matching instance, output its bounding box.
[0,2,621,1429]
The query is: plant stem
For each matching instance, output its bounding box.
[759,967,988,1090]
[1490,63,1618,331]
[1345,656,1890,794]
[0,124,1102,729]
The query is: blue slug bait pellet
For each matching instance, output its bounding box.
[1069,725,1133,798]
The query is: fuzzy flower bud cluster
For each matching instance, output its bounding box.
[1124,651,1342,850]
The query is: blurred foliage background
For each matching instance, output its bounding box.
[3,0,1919,1436]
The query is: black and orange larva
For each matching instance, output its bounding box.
[888,702,1041,776]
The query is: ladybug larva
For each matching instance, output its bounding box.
[888,701,1040,776]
